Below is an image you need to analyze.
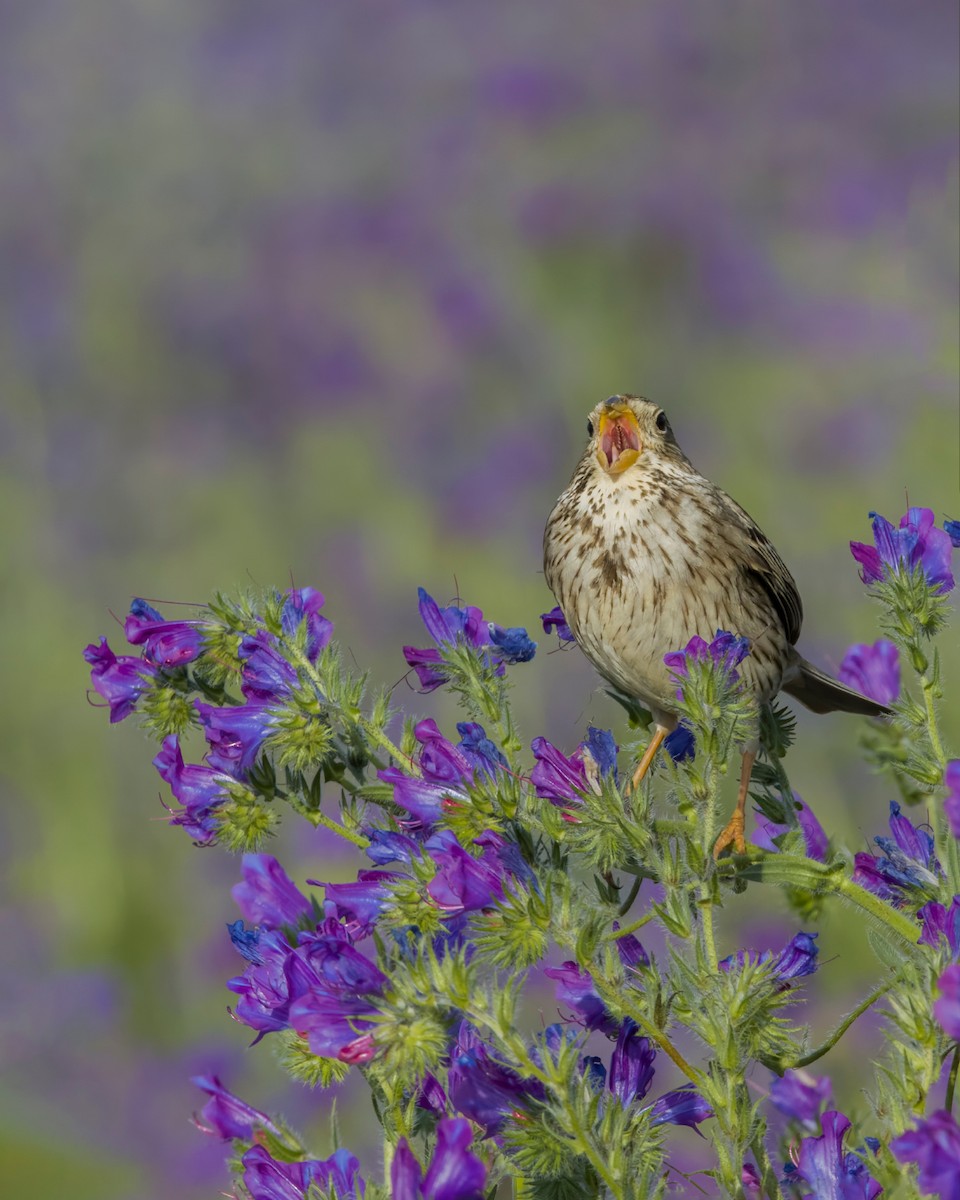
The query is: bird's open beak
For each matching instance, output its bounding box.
[595,407,642,474]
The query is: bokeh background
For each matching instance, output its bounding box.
[2,2,958,1195]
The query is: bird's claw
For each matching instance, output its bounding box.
[713,812,747,859]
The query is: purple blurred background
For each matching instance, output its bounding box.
[1,3,957,1195]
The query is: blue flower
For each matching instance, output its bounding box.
[853,801,941,906]
[391,1117,486,1200]
[608,1021,656,1105]
[720,932,818,990]
[279,586,333,661]
[664,723,696,762]
[890,1108,960,1199]
[783,1110,881,1199]
[648,1088,714,1130]
[540,604,576,645]
[456,722,507,777]
[238,630,299,703]
[850,507,955,594]
[837,639,900,707]
[227,919,264,964]
[488,622,537,663]
[446,1024,545,1136]
[945,519,960,548]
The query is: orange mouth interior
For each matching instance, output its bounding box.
[596,409,641,473]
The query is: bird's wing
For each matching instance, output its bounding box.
[718,493,804,646]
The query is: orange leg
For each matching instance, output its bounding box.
[628,725,670,793]
[713,748,757,858]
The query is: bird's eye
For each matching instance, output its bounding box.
[655,411,668,433]
[586,419,595,438]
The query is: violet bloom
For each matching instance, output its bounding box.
[530,727,617,805]
[426,833,506,917]
[918,896,960,955]
[238,629,299,703]
[742,1163,762,1196]
[456,722,508,777]
[320,870,401,936]
[391,1117,486,1200]
[837,639,900,707]
[945,519,960,548]
[446,1024,545,1136]
[153,735,232,844]
[227,928,300,1036]
[280,586,333,661]
[890,1108,960,1199]
[191,1074,281,1141]
[850,507,954,594]
[232,854,312,930]
[84,637,157,723]
[720,932,819,990]
[543,960,618,1036]
[664,629,751,694]
[945,761,960,839]
[123,598,205,669]
[541,604,575,645]
[934,964,960,1040]
[769,1069,832,1130]
[488,623,537,663]
[648,1088,714,1131]
[853,801,941,906]
[196,699,273,778]
[608,1022,656,1105]
[783,1111,881,1199]
[753,793,829,862]
[241,1144,364,1200]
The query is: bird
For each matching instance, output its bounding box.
[543,395,888,857]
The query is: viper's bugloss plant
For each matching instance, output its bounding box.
[85,513,960,1199]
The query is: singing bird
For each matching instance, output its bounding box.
[543,395,887,857]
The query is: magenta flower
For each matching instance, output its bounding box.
[850,507,954,594]
[153,735,232,844]
[191,1075,281,1141]
[232,854,312,931]
[391,1117,486,1200]
[783,1110,881,1199]
[945,761,960,839]
[890,1108,960,1199]
[83,636,158,723]
[837,639,900,707]
[934,964,960,1040]
[123,598,205,669]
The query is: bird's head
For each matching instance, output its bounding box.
[585,395,684,476]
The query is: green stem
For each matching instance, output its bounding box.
[617,875,642,917]
[922,674,947,769]
[770,976,894,1071]
[358,717,413,773]
[287,798,370,848]
[833,876,924,950]
[612,911,655,939]
[947,1045,960,1112]
[614,993,704,1087]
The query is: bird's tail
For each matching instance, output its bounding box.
[781,655,890,718]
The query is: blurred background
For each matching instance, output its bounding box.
[1,1,958,1195]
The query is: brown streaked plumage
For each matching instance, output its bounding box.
[543,395,887,856]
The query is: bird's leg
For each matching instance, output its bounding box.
[627,725,670,794]
[713,748,756,859]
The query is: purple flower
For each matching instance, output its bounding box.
[280,586,333,661]
[837,639,900,707]
[720,932,818,989]
[196,700,273,778]
[769,1069,832,1130]
[377,718,481,831]
[753,794,829,862]
[742,1163,762,1196]
[427,834,506,917]
[83,637,157,723]
[227,919,263,964]
[665,722,696,763]
[365,829,422,866]
[785,1110,882,1199]
[238,630,299,703]
[945,761,960,839]
[321,870,399,936]
[541,605,575,645]
[232,854,312,930]
[123,598,205,669]
[227,928,300,1036]
[853,801,941,905]
[945,519,960,548]
[934,964,960,1040]
[918,896,960,955]
[447,1024,545,1136]
[152,735,232,844]
[530,727,617,805]
[456,722,507,777]
[391,1117,486,1200]
[191,1074,281,1140]
[850,507,955,594]
[403,588,535,690]
[241,1144,364,1200]
[543,960,617,1035]
[608,1022,656,1105]
[664,629,751,694]
[648,1088,714,1130]
[487,623,537,663]
[890,1108,960,1199]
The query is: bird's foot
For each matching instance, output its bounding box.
[713,811,746,859]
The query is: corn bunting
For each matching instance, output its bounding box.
[543,395,887,856]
